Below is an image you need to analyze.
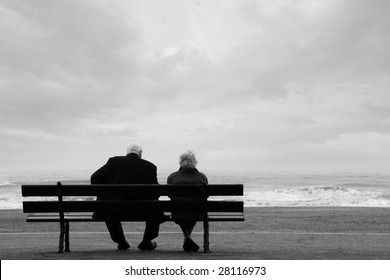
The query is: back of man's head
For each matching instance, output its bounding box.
[127,143,142,157]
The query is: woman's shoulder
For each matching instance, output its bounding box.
[198,171,208,183]
[167,170,180,183]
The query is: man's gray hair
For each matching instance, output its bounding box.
[127,143,142,157]
[179,150,198,168]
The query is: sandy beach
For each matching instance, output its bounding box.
[0,207,389,260]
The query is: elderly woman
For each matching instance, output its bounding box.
[167,150,208,252]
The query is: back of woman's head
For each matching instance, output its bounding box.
[179,150,198,168]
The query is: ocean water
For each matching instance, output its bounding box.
[1,169,390,209]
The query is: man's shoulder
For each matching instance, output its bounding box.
[111,155,155,165]
[142,158,156,167]
[139,158,157,169]
[108,155,127,162]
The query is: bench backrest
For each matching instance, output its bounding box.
[21,183,244,214]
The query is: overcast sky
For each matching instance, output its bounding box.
[1,0,390,173]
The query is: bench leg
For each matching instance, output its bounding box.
[58,222,65,253]
[65,222,70,252]
[203,219,211,254]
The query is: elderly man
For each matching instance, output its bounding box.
[167,150,208,252]
[91,144,164,251]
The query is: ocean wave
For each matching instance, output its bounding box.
[0,181,12,187]
[245,185,390,207]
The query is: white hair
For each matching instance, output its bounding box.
[126,143,142,157]
[179,150,198,168]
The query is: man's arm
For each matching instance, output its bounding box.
[91,159,111,201]
[151,165,158,184]
[149,164,159,199]
[91,159,111,184]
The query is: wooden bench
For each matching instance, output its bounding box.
[21,182,244,253]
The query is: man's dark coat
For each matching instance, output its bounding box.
[91,153,162,220]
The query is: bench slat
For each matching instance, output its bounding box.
[21,184,243,197]
[26,213,244,222]
[23,200,244,213]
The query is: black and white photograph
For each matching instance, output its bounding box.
[1,0,389,278]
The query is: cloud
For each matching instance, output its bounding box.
[213,0,390,99]
[1,0,390,171]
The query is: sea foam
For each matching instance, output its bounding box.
[245,185,390,207]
